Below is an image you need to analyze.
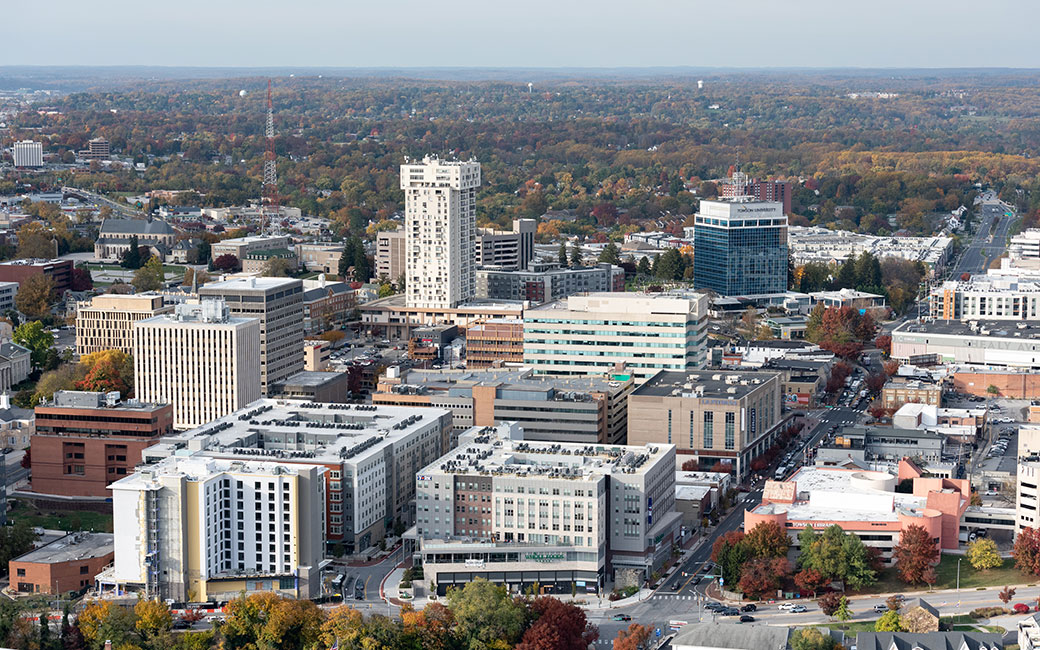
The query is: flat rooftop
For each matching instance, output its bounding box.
[13,532,113,564]
[385,367,629,396]
[631,370,778,399]
[274,371,344,388]
[896,319,1040,340]
[201,276,300,292]
[113,455,324,491]
[359,294,525,312]
[152,398,451,466]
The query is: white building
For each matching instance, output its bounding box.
[415,422,680,594]
[523,292,709,382]
[12,141,43,168]
[0,282,18,313]
[133,300,261,429]
[931,277,1040,321]
[102,456,326,601]
[401,157,481,309]
[788,226,953,271]
[1010,229,1040,262]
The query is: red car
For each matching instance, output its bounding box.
[1014,603,1031,614]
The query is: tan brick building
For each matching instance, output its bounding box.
[881,378,942,410]
[76,294,172,356]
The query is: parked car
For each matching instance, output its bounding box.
[739,615,755,623]
[1015,603,1031,614]
[741,604,757,612]
[612,614,632,621]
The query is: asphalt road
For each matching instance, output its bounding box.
[951,200,1015,279]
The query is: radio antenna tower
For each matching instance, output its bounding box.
[261,80,277,235]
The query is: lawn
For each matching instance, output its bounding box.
[8,499,113,533]
[820,620,879,633]
[856,555,1033,595]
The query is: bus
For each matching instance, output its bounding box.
[668,620,689,631]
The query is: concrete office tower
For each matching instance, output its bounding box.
[13,141,43,168]
[199,277,303,395]
[375,228,406,281]
[693,198,789,296]
[523,292,710,382]
[134,300,261,429]
[76,294,173,356]
[400,157,481,309]
[104,456,326,601]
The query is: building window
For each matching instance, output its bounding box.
[725,412,735,450]
[667,410,672,444]
[704,412,713,448]
[689,412,695,449]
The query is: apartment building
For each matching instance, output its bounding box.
[375,228,406,281]
[475,219,536,270]
[931,277,1040,321]
[295,243,344,274]
[523,292,709,383]
[134,300,261,429]
[143,400,453,551]
[101,457,326,601]
[464,318,524,367]
[31,391,173,497]
[627,370,783,478]
[12,141,43,168]
[199,277,303,395]
[401,157,480,309]
[373,366,633,445]
[76,294,172,356]
[476,262,625,303]
[415,422,680,594]
[211,235,292,261]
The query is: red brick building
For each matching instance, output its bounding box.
[0,258,73,293]
[31,391,173,497]
[10,532,113,595]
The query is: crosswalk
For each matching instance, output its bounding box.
[651,594,698,601]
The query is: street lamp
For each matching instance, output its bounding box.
[957,558,962,592]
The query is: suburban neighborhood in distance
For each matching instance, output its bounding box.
[5,4,1040,650]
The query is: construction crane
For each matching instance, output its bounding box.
[262,79,277,235]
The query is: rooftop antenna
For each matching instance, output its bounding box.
[262,80,278,236]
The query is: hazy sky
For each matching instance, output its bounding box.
[5,0,1039,69]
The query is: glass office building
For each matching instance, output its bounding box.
[693,198,788,296]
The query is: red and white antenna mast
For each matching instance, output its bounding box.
[262,79,277,235]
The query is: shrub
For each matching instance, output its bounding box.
[969,607,1008,619]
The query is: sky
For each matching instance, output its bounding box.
[5,0,1040,69]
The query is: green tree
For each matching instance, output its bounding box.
[967,538,1002,571]
[874,610,906,632]
[835,254,857,289]
[598,242,621,266]
[14,274,56,320]
[790,628,837,650]
[558,242,568,267]
[570,244,583,268]
[834,596,852,626]
[262,256,293,277]
[987,385,1000,395]
[635,256,651,276]
[120,235,143,269]
[446,578,527,650]
[13,321,54,372]
[133,257,165,292]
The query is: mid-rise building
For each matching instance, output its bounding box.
[401,157,481,309]
[101,456,326,601]
[134,300,261,429]
[76,294,172,356]
[892,319,1040,369]
[464,318,524,368]
[10,532,113,595]
[12,141,43,168]
[1010,229,1040,262]
[141,400,453,551]
[693,198,788,296]
[240,248,298,274]
[199,277,303,395]
[82,138,110,160]
[475,219,536,270]
[0,282,17,313]
[31,391,173,497]
[301,277,355,335]
[373,366,633,444]
[881,378,943,410]
[931,277,1040,322]
[476,261,625,303]
[211,235,293,262]
[375,228,406,282]
[295,243,344,274]
[523,292,709,382]
[627,370,783,478]
[303,339,331,371]
[415,422,680,594]
[0,259,73,293]
[0,342,31,393]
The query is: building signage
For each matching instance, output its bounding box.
[524,552,564,562]
[417,475,431,482]
[749,408,757,435]
[464,559,485,569]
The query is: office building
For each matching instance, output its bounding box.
[199,277,303,395]
[360,294,524,340]
[810,288,887,311]
[12,141,43,168]
[375,227,406,282]
[627,370,783,478]
[295,243,344,274]
[401,156,481,309]
[101,456,326,601]
[693,198,788,296]
[134,300,261,429]
[10,533,113,595]
[142,400,452,551]
[270,371,348,403]
[0,282,17,313]
[373,366,633,444]
[82,138,110,160]
[0,259,73,293]
[476,261,625,303]
[303,339,331,371]
[475,219,536,270]
[892,319,1040,369]
[211,235,293,262]
[415,422,680,594]
[75,294,172,356]
[1010,229,1040,262]
[931,277,1040,322]
[464,318,524,368]
[31,391,173,497]
[523,292,709,382]
[881,378,943,410]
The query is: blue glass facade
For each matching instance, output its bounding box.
[693,219,788,296]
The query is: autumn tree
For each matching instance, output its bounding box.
[875,610,906,632]
[612,623,652,650]
[222,593,323,650]
[182,268,210,288]
[737,557,790,599]
[134,600,172,650]
[819,592,842,617]
[14,274,56,320]
[893,524,939,584]
[794,568,827,596]
[75,349,134,396]
[790,628,838,650]
[71,267,94,291]
[213,254,241,272]
[998,586,1016,605]
[446,578,527,650]
[967,538,1002,571]
[400,603,453,650]
[710,530,750,587]
[875,334,892,357]
[77,601,137,650]
[744,520,791,558]
[1014,526,1040,576]
[262,256,293,277]
[133,256,166,292]
[516,597,597,650]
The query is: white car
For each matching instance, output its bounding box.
[778,602,795,611]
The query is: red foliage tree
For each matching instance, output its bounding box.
[875,334,892,357]
[612,623,652,650]
[794,568,827,596]
[894,524,940,584]
[709,461,730,474]
[819,591,842,616]
[516,597,598,650]
[737,557,790,599]
[213,254,241,271]
[744,521,791,558]
[1013,526,1040,576]
[591,203,619,226]
[75,357,131,396]
[71,267,93,291]
[680,458,698,471]
[866,546,886,572]
[710,530,746,564]
[865,372,888,395]
[883,360,901,376]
